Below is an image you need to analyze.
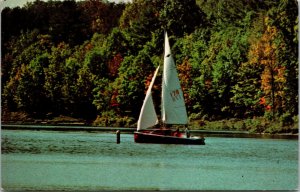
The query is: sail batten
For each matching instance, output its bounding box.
[161,32,188,125]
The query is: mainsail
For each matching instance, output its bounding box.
[161,32,188,125]
[137,66,160,130]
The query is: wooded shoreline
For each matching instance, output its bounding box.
[2,109,298,135]
[2,113,298,139]
[2,0,298,135]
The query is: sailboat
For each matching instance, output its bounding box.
[134,32,205,145]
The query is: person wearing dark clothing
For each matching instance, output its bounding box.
[185,127,190,138]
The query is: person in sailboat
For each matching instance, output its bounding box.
[185,127,190,138]
[174,128,180,137]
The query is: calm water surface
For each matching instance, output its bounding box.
[1,130,298,190]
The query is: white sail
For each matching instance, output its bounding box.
[161,32,188,124]
[137,66,160,130]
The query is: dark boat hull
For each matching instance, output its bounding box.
[134,131,205,145]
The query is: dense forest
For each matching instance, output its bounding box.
[1,0,298,132]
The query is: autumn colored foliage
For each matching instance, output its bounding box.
[1,0,298,125]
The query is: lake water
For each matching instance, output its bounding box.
[1,130,298,190]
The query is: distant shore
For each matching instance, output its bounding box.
[1,111,298,138]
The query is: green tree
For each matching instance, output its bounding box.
[61,57,80,115]
[84,48,108,78]
[198,27,247,118]
[3,54,50,114]
[120,0,162,55]
[231,62,264,117]
[2,33,52,112]
[47,0,83,45]
[160,0,206,37]
[79,0,125,35]
[93,78,113,113]
[44,42,72,113]
[267,0,298,115]
[74,65,97,118]
[112,49,156,118]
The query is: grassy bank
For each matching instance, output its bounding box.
[189,117,298,134]
[1,111,298,135]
